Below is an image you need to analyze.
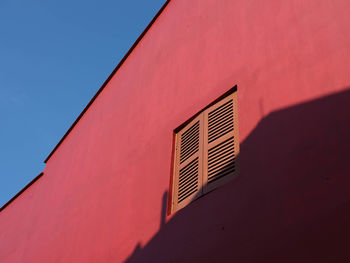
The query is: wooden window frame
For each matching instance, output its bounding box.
[169,86,240,214]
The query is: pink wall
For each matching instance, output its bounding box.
[1,0,350,262]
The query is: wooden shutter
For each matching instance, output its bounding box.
[203,92,239,193]
[172,115,204,212]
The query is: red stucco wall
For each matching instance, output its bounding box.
[1,0,350,262]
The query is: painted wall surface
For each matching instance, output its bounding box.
[1,0,350,262]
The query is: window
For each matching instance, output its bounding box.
[170,88,240,213]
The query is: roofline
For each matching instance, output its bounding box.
[0,172,44,213]
[44,0,171,163]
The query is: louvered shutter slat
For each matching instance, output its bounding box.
[203,93,239,193]
[172,116,204,212]
[171,90,239,212]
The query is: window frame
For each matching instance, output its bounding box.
[169,86,239,214]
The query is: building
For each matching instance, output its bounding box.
[1,0,350,262]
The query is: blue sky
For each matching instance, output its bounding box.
[0,0,166,207]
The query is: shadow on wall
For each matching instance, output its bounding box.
[126,88,350,263]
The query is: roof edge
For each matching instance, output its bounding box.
[44,0,171,163]
[0,172,44,213]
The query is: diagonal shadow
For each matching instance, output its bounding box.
[125,88,350,263]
